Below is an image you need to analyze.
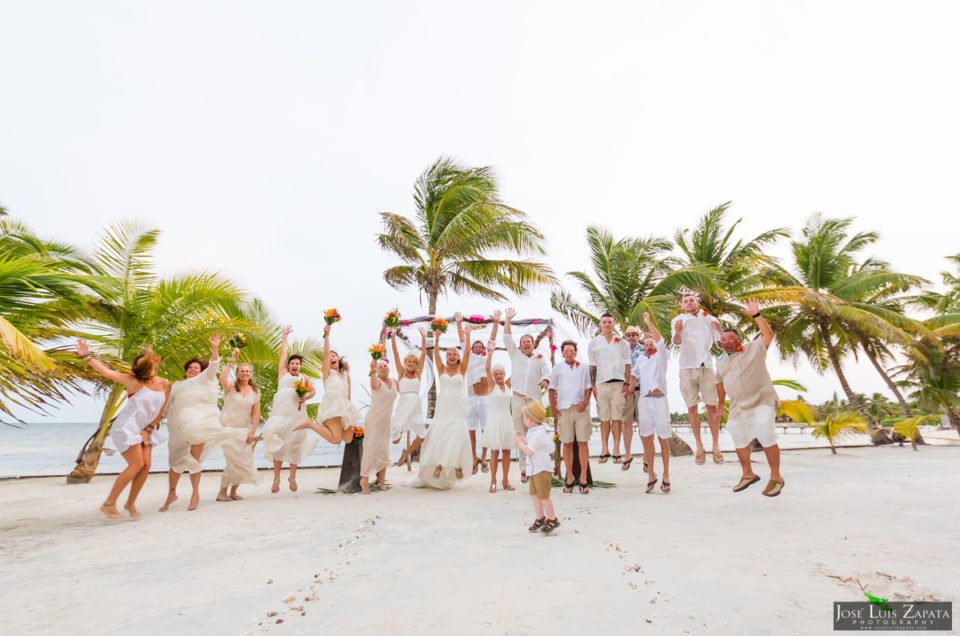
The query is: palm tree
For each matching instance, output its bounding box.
[756,214,917,429]
[67,221,274,482]
[674,202,789,329]
[376,156,555,315]
[0,215,103,423]
[550,226,716,336]
[810,411,869,454]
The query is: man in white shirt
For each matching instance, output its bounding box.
[456,311,500,475]
[671,293,723,465]
[587,313,632,464]
[621,325,643,472]
[631,312,671,493]
[549,340,592,493]
[504,307,551,482]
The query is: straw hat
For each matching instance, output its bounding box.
[624,325,641,336]
[521,401,547,423]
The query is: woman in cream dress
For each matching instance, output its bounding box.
[262,325,319,493]
[411,325,475,490]
[391,327,427,466]
[76,339,170,519]
[360,359,398,494]
[295,321,361,443]
[160,334,244,512]
[480,342,516,493]
[216,348,262,501]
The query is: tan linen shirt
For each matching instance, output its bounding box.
[715,339,780,419]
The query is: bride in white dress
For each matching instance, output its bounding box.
[391,327,428,466]
[412,324,476,489]
[262,325,319,493]
[480,342,517,493]
[160,334,245,512]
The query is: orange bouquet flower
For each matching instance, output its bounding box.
[384,309,401,329]
[324,308,341,326]
[293,377,312,399]
[430,317,449,334]
[369,343,386,360]
[351,425,364,445]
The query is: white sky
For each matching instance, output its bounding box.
[2,1,958,422]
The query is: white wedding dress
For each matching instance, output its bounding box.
[262,373,320,464]
[412,373,473,490]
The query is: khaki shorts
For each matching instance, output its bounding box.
[557,406,592,444]
[728,404,778,449]
[596,381,626,421]
[528,470,552,499]
[621,389,639,424]
[679,367,718,408]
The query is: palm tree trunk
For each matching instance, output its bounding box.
[819,321,871,424]
[944,404,960,436]
[861,343,912,418]
[828,437,837,454]
[66,384,124,484]
[426,290,438,419]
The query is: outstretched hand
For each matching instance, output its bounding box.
[281,325,293,337]
[231,347,240,359]
[744,299,761,316]
[505,307,517,321]
[323,324,331,337]
[418,327,427,338]
[491,309,502,323]
[76,339,90,357]
[674,319,684,333]
[710,321,723,333]
[454,311,463,323]
[210,333,223,349]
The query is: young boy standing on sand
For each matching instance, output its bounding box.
[514,402,560,534]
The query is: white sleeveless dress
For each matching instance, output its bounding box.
[481,383,514,451]
[110,384,168,454]
[315,371,361,430]
[262,373,320,464]
[166,362,245,474]
[413,373,473,489]
[220,388,263,487]
[392,376,426,440]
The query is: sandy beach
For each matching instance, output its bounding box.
[2,445,958,635]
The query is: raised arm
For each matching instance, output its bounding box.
[432,328,444,371]
[455,312,465,344]
[744,299,773,348]
[278,325,293,379]
[390,329,403,377]
[503,308,518,355]
[489,310,501,346]
[204,333,222,380]
[220,347,239,392]
[321,323,331,380]
[459,325,472,376]
[416,328,427,378]
[485,341,495,384]
[643,312,662,343]
[76,339,140,393]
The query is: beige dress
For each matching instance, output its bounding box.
[219,387,263,488]
[360,379,398,478]
[262,373,320,464]
[166,362,244,474]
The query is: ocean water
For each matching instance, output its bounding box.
[0,421,867,479]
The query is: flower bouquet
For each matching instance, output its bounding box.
[351,425,364,445]
[369,343,386,361]
[293,377,312,399]
[228,332,247,349]
[324,308,341,326]
[430,317,449,334]
[384,309,401,329]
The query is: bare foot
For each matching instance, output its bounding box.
[502,480,515,491]
[230,494,243,500]
[489,482,497,493]
[271,480,280,493]
[100,503,124,519]
[361,488,373,495]
[158,491,177,512]
[293,420,316,433]
[288,478,298,492]
[433,465,442,479]
[455,468,464,479]
[396,450,409,467]
[187,492,200,510]
[123,503,142,518]
[216,494,233,502]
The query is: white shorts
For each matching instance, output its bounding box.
[727,404,778,449]
[636,395,671,440]
[466,395,489,432]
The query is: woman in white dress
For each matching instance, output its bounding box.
[76,339,170,519]
[412,325,475,489]
[216,349,262,501]
[391,327,427,466]
[262,325,319,493]
[360,359,398,494]
[480,342,516,493]
[160,334,244,512]
[295,321,361,444]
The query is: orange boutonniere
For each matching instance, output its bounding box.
[537,354,543,359]
[703,311,709,317]
[737,345,744,352]
[575,362,580,367]
[614,337,620,343]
